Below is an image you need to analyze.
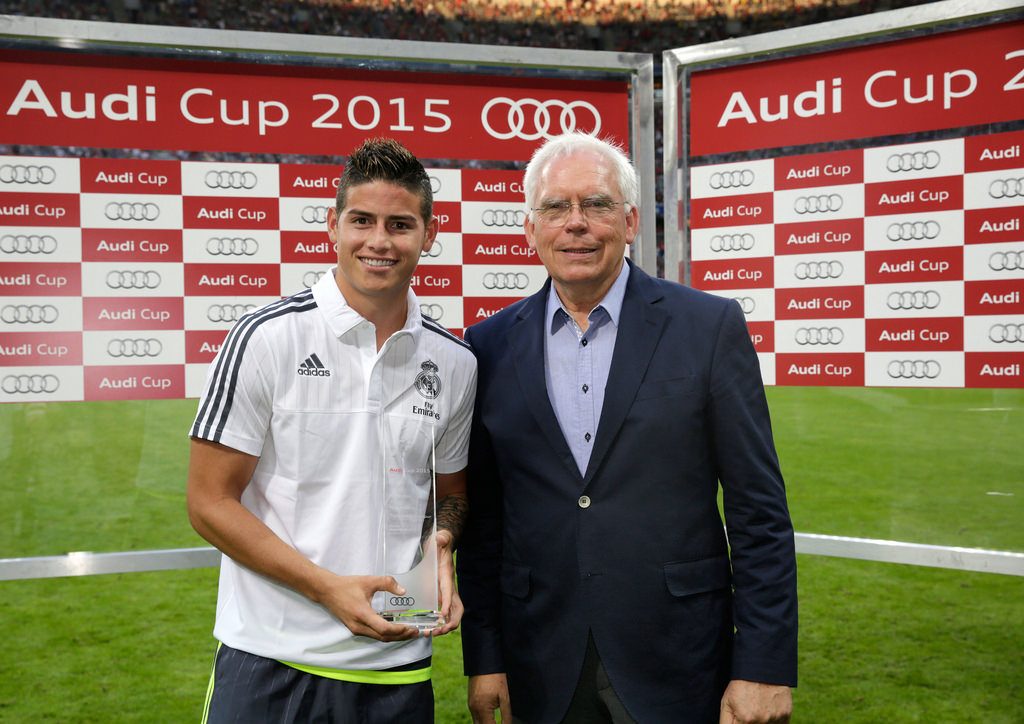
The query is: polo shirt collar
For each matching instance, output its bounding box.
[545,258,630,333]
[312,268,423,341]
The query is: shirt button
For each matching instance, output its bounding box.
[584,432,591,442]
[582,384,589,394]
[578,495,591,509]
[581,338,588,347]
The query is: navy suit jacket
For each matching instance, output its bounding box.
[458,262,797,723]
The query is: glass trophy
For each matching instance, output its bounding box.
[373,420,442,631]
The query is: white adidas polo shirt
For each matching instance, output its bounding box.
[190,270,477,670]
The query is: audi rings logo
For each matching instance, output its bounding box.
[887,290,940,311]
[2,374,59,394]
[106,270,162,290]
[887,359,941,379]
[105,202,160,222]
[794,260,844,280]
[732,296,756,315]
[205,170,258,190]
[989,323,1024,343]
[107,338,163,358]
[886,150,940,173]
[887,221,940,242]
[709,169,755,189]
[1,304,59,324]
[483,272,529,290]
[420,303,444,321]
[389,596,416,607]
[429,175,442,194]
[303,270,326,288]
[301,205,330,225]
[988,177,1024,199]
[989,251,1024,272]
[421,240,443,258]
[710,233,755,253]
[206,237,259,256]
[794,194,843,214]
[482,209,526,227]
[0,163,56,185]
[481,97,602,141]
[207,303,256,323]
[1,234,58,254]
[795,327,844,345]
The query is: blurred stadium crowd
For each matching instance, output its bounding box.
[3,0,936,53]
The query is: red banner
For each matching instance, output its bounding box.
[0,51,629,161]
[689,20,1024,156]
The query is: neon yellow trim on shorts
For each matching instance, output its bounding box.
[200,642,221,724]
[279,660,432,684]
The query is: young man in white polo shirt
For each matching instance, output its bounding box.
[187,138,476,723]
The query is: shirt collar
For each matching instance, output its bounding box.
[312,267,422,341]
[546,258,631,333]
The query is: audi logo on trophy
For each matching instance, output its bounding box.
[794,260,844,280]
[301,205,330,225]
[106,270,162,290]
[483,272,529,290]
[2,374,60,394]
[709,233,755,253]
[481,97,602,141]
[886,221,940,242]
[429,175,442,194]
[303,270,326,288]
[107,338,163,358]
[105,202,160,222]
[732,296,756,315]
[206,236,259,256]
[205,169,258,190]
[886,290,941,311]
[421,240,443,258]
[482,209,526,227]
[886,150,940,173]
[795,327,844,345]
[988,177,1024,199]
[207,303,256,323]
[0,234,58,254]
[0,163,57,185]
[419,303,444,321]
[989,323,1024,343]
[709,169,754,189]
[389,596,416,607]
[989,251,1024,271]
[1,304,59,324]
[887,359,941,379]
[794,194,843,214]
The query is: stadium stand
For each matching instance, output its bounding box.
[1,0,939,53]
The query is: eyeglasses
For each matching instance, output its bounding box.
[531,198,626,226]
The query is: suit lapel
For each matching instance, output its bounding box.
[585,264,668,484]
[508,282,582,481]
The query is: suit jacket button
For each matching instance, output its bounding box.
[578,495,591,509]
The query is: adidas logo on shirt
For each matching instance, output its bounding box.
[297,353,331,377]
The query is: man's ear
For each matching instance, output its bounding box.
[422,215,440,254]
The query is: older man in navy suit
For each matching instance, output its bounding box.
[458,132,797,724]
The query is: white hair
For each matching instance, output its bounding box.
[522,132,639,218]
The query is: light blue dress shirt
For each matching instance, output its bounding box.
[544,261,630,476]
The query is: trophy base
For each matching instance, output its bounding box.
[379,610,445,631]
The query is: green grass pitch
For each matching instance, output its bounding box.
[0,386,1022,721]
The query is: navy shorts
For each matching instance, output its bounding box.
[202,644,433,724]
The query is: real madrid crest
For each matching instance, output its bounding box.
[414,359,442,399]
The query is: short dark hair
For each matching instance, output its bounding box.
[335,138,433,222]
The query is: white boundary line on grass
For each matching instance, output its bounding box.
[1,534,1023,580]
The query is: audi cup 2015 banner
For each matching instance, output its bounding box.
[0,48,629,402]
[686,18,1023,389]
